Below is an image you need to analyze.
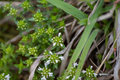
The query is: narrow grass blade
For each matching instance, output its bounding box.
[63,0,104,79]
[46,0,88,20]
[75,29,99,80]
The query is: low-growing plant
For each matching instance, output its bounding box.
[1,0,116,80]
[1,0,66,79]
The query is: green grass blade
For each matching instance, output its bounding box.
[63,0,104,79]
[46,0,88,20]
[75,29,99,80]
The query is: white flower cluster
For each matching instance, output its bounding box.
[52,33,63,47]
[38,67,53,80]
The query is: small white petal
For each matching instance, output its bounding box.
[78,77,82,80]
[38,67,43,71]
[60,43,63,46]
[59,56,64,60]
[73,62,78,67]
[41,76,46,80]
[93,73,97,77]
[58,33,61,36]
[48,72,53,77]
[49,51,53,55]
[82,70,86,74]
[90,66,93,69]
[66,76,70,79]
[5,74,10,80]
[55,60,59,63]
[45,60,51,67]
[53,43,56,46]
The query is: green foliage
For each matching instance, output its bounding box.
[0,0,65,79]
[0,0,116,80]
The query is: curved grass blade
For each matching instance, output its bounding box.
[63,0,104,79]
[46,0,88,20]
[75,29,99,80]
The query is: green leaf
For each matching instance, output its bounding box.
[100,5,113,13]
[28,17,34,21]
[103,20,112,35]
[75,29,99,80]
[86,2,94,10]
[46,0,88,20]
[79,18,87,26]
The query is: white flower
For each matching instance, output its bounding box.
[53,43,56,46]
[5,74,10,80]
[45,60,51,67]
[59,56,64,60]
[41,76,46,80]
[60,43,63,46]
[73,62,78,67]
[58,33,61,36]
[48,72,53,77]
[90,66,93,69]
[49,51,53,55]
[66,76,70,79]
[55,60,59,63]
[38,67,43,71]
[82,70,86,74]
[93,73,97,77]
[78,77,82,80]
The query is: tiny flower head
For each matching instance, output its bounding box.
[40,67,52,78]
[17,20,27,30]
[4,3,11,11]
[46,27,55,37]
[33,12,44,23]
[48,54,60,64]
[30,32,38,42]
[21,1,31,9]
[10,8,18,15]
[52,36,63,47]
[28,47,38,56]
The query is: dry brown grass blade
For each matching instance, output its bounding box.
[64,27,70,44]
[102,33,114,61]
[97,4,116,22]
[59,42,72,76]
[114,8,120,80]
[88,0,100,24]
[6,28,35,45]
[96,30,120,74]
[28,56,43,80]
